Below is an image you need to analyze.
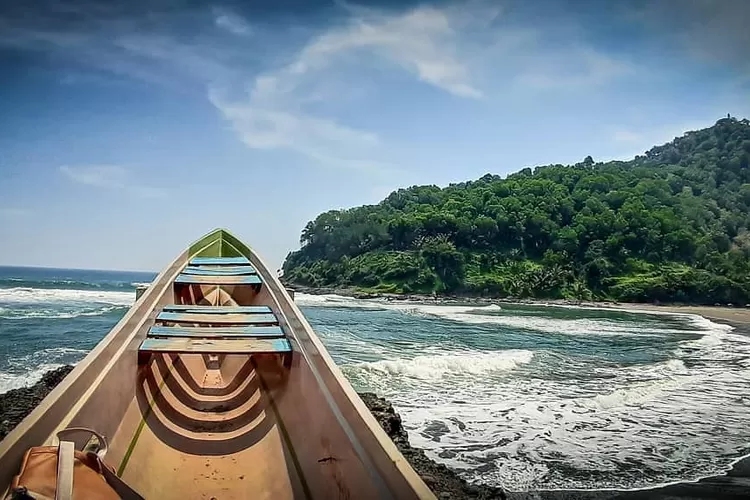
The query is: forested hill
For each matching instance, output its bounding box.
[283,117,750,304]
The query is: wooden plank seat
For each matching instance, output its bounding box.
[181,266,257,276]
[189,256,251,266]
[156,311,278,325]
[175,274,262,285]
[148,325,284,338]
[163,305,272,314]
[139,337,291,355]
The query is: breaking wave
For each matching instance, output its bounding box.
[0,347,88,393]
[0,305,127,320]
[301,293,750,490]
[0,287,133,306]
[353,349,534,380]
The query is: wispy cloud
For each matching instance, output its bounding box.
[517,46,636,90]
[60,165,168,198]
[0,1,677,173]
[0,208,30,218]
[209,3,492,172]
[213,8,252,36]
[295,5,483,98]
[60,165,128,187]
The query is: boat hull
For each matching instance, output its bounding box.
[0,229,433,499]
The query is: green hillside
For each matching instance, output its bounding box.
[283,117,750,304]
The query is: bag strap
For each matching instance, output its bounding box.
[55,427,108,458]
[92,455,145,500]
[53,427,144,499]
[54,442,74,500]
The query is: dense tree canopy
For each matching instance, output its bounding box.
[283,117,750,304]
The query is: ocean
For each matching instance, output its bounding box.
[1,266,749,492]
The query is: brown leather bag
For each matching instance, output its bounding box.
[6,428,143,500]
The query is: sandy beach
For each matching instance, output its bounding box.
[605,303,750,330]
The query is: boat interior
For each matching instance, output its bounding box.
[0,230,432,500]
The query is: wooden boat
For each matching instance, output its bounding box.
[0,229,434,499]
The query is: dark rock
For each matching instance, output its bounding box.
[422,420,450,442]
[0,365,74,440]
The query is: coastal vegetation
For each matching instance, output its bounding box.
[283,117,750,304]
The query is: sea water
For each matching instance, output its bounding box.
[1,266,749,491]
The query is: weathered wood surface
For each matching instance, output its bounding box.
[175,274,262,285]
[139,337,292,354]
[181,266,257,276]
[148,325,284,338]
[162,305,271,314]
[156,312,279,325]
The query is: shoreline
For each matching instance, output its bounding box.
[1,367,749,498]
[288,283,750,499]
[287,283,750,330]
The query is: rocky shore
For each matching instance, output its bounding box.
[2,367,749,499]
[0,366,74,440]
[360,392,506,499]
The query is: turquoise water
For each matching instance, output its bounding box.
[1,267,749,491]
[0,266,154,389]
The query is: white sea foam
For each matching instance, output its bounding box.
[355,349,534,380]
[330,297,750,490]
[295,293,378,308]
[0,363,68,393]
[0,287,133,306]
[297,293,735,337]
[0,305,126,320]
[0,347,88,393]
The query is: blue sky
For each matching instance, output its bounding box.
[0,0,748,272]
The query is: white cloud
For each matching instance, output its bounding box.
[213,10,252,36]
[60,165,128,187]
[60,165,168,198]
[517,46,636,90]
[209,89,393,173]
[295,6,483,98]
[209,4,491,172]
[2,1,652,174]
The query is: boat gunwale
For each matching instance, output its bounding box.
[216,230,434,499]
[0,228,434,500]
[0,245,186,493]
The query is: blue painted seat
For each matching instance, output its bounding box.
[189,256,250,266]
[162,305,272,314]
[139,337,291,355]
[156,311,278,325]
[148,325,284,338]
[175,274,262,285]
[181,266,257,276]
